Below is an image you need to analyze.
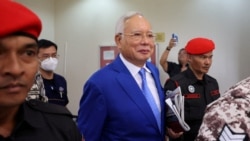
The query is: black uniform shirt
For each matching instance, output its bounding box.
[164,68,220,141]
[43,73,68,106]
[0,100,81,141]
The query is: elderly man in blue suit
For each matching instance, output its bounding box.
[77,11,165,141]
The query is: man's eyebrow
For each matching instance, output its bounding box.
[24,42,38,48]
[0,42,37,49]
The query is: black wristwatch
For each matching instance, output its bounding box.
[166,47,171,51]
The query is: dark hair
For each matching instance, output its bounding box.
[37,39,57,51]
[178,48,185,54]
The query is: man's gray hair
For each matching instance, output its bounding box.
[115,11,144,35]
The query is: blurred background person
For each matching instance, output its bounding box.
[37,39,68,106]
[160,37,188,78]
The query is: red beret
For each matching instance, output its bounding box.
[185,37,215,55]
[0,0,42,39]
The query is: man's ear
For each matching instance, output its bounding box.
[187,54,192,63]
[115,34,122,49]
[115,34,121,43]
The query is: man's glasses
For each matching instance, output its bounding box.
[121,32,156,42]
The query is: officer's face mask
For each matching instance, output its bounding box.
[40,57,58,72]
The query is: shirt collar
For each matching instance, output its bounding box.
[119,54,151,76]
[186,68,208,84]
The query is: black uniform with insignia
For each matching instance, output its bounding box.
[0,100,82,141]
[164,68,220,141]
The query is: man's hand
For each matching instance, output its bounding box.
[167,38,177,50]
[167,127,183,139]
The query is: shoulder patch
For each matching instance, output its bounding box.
[218,124,249,141]
[26,100,72,117]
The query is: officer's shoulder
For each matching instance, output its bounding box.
[205,74,217,82]
[171,73,185,81]
[25,100,72,117]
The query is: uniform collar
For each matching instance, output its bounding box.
[119,54,151,76]
[185,68,208,84]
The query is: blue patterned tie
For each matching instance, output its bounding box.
[139,68,161,131]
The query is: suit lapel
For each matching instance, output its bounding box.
[111,57,159,130]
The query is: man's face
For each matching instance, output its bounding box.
[0,36,38,107]
[188,51,213,75]
[37,46,57,71]
[115,15,155,67]
[37,46,57,62]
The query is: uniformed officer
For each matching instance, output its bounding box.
[0,0,81,140]
[196,76,250,141]
[164,37,220,141]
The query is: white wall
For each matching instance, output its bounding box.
[17,0,55,40]
[18,0,250,115]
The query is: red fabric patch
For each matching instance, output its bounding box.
[210,90,220,96]
[184,93,200,99]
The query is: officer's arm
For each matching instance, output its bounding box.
[164,79,177,93]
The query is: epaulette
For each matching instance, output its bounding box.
[26,100,73,117]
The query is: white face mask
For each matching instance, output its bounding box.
[40,57,58,71]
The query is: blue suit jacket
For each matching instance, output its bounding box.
[77,56,165,141]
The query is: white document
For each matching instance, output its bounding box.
[165,86,190,132]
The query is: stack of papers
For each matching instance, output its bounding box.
[165,86,190,132]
